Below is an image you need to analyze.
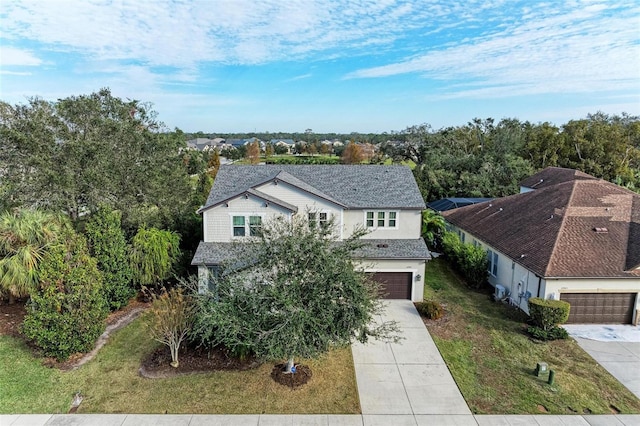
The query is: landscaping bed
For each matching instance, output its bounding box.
[0,302,360,414]
[421,258,640,415]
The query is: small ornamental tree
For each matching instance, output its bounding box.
[22,228,107,360]
[192,215,399,374]
[245,141,260,164]
[130,227,181,288]
[421,210,446,250]
[207,148,221,180]
[341,142,363,164]
[85,207,134,310]
[145,285,194,367]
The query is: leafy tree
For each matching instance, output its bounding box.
[85,207,134,310]
[245,141,260,164]
[22,228,107,360]
[145,286,194,367]
[265,143,274,158]
[0,209,61,303]
[0,89,192,231]
[421,210,446,250]
[341,142,363,164]
[192,216,398,374]
[207,148,221,180]
[130,227,181,288]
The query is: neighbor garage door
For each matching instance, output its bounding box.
[560,293,636,324]
[370,272,412,299]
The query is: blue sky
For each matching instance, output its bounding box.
[1,0,639,133]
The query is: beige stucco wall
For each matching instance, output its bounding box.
[356,258,426,302]
[343,209,421,240]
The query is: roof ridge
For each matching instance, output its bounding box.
[544,180,578,276]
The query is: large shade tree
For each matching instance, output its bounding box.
[192,215,398,374]
[0,88,192,231]
[0,209,61,303]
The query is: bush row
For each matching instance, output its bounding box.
[441,231,488,288]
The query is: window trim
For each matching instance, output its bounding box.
[308,211,331,230]
[487,249,499,277]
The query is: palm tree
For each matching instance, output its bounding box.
[0,209,61,303]
[421,209,446,250]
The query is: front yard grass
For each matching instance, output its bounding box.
[423,258,640,415]
[0,317,360,414]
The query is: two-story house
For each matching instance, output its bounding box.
[191,165,431,301]
[442,167,640,325]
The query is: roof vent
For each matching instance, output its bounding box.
[376,243,389,248]
[593,227,608,233]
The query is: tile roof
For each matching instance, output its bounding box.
[442,177,640,278]
[191,238,431,265]
[202,165,426,210]
[519,166,596,190]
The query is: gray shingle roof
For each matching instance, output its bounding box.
[201,165,426,210]
[352,239,431,260]
[192,238,431,265]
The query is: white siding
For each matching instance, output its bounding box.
[356,258,426,302]
[343,209,421,239]
[202,195,291,242]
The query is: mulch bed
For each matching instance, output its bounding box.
[0,301,27,338]
[270,363,312,388]
[139,344,260,378]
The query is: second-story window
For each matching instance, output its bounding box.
[233,215,262,237]
[365,211,399,229]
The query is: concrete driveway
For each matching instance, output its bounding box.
[565,324,640,399]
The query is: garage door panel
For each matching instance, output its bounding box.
[370,272,412,299]
[560,293,635,324]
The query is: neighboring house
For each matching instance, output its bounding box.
[427,197,493,212]
[442,167,640,325]
[191,164,431,301]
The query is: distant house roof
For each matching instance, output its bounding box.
[427,198,493,212]
[442,175,640,278]
[520,166,596,191]
[201,165,426,211]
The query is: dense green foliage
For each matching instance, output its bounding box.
[266,155,340,164]
[421,209,446,249]
[526,325,569,341]
[441,232,488,288]
[22,229,107,360]
[406,115,639,200]
[0,89,192,232]
[85,207,134,310]
[527,297,571,331]
[191,216,398,371]
[130,227,181,288]
[0,209,61,301]
[415,300,445,319]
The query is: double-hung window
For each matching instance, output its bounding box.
[487,249,498,277]
[232,215,262,237]
[309,212,330,230]
[365,211,398,229]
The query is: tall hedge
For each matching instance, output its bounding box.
[441,231,488,288]
[22,230,107,360]
[528,297,571,330]
[85,207,134,310]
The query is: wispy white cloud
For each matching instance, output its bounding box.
[0,46,43,66]
[347,2,640,98]
[287,73,313,82]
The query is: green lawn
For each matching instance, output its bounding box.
[423,258,640,415]
[0,318,360,414]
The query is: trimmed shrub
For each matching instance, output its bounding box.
[528,297,571,330]
[441,231,488,289]
[85,207,134,310]
[416,300,445,320]
[22,230,107,360]
[526,325,569,341]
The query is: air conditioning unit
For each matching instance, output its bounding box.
[494,284,507,301]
